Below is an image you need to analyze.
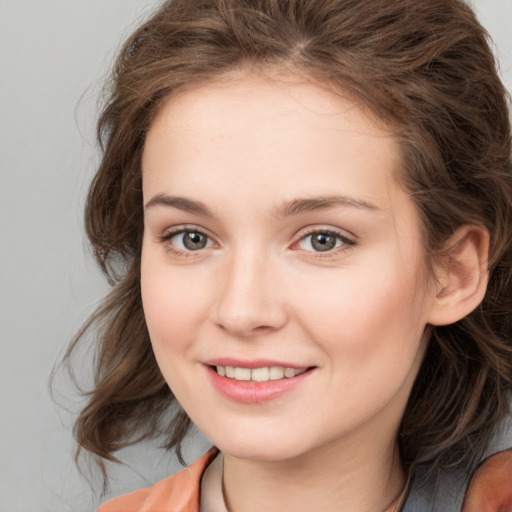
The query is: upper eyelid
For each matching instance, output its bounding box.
[160,225,214,240]
[293,225,356,243]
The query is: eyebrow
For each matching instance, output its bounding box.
[144,194,214,217]
[144,193,380,217]
[275,195,380,217]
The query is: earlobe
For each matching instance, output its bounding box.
[427,226,490,326]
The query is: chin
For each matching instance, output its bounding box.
[205,426,306,462]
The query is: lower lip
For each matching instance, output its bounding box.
[206,366,313,404]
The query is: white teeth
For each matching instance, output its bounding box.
[284,368,296,378]
[215,365,308,381]
[252,367,270,382]
[269,367,285,380]
[234,367,251,381]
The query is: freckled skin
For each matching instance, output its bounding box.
[140,73,441,511]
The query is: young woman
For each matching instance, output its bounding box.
[67,0,512,510]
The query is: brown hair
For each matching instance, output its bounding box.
[66,0,512,483]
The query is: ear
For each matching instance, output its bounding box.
[427,225,489,326]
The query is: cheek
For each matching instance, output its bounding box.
[140,263,213,403]
[293,260,428,368]
[294,268,429,424]
[140,260,211,356]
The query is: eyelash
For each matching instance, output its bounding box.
[159,226,215,258]
[293,228,356,258]
[158,226,356,258]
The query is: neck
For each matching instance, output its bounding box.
[222,431,405,512]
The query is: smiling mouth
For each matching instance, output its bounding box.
[213,365,310,382]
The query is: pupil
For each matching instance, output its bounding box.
[312,233,336,252]
[184,232,206,250]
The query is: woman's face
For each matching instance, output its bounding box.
[141,73,437,463]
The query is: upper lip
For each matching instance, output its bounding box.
[204,358,312,369]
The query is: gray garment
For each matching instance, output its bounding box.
[402,466,466,512]
[402,411,512,512]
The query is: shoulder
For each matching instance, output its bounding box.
[404,448,512,512]
[462,449,512,512]
[98,449,218,512]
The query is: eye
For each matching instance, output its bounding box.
[164,230,214,251]
[297,230,351,253]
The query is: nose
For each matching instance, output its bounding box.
[214,251,288,338]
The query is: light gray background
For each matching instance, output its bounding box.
[0,1,511,511]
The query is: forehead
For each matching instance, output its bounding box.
[149,71,391,148]
[143,73,402,208]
